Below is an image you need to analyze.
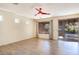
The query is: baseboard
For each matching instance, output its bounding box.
[0,37,36,47]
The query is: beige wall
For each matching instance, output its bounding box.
[52,19,58,40]
[0,9,79,46]
[0,10,36,46]
[38,34,49,39]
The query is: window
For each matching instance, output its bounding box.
[39,22,49,34]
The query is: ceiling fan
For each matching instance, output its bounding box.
[35,8,50,16]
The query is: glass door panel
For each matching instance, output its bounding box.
[59,18,79,42]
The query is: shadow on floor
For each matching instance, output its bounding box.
[59,38,79,42]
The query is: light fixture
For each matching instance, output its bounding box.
[0,16,3,22]
[14,18,20,23]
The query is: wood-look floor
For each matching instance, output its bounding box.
[0,38,79,55]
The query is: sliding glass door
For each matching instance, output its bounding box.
[58,18,79,41]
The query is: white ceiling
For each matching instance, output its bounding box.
[0,3,79,19]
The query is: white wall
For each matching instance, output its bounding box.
[0,10,36,46]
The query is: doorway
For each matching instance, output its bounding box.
[58,18,79,42]
[37,22,49,39]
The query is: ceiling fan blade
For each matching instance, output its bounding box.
[45,13,50,15]
[41,12,50,15]
[35,8,40,11]
[35,12,40,16]
[34,8,50,16]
